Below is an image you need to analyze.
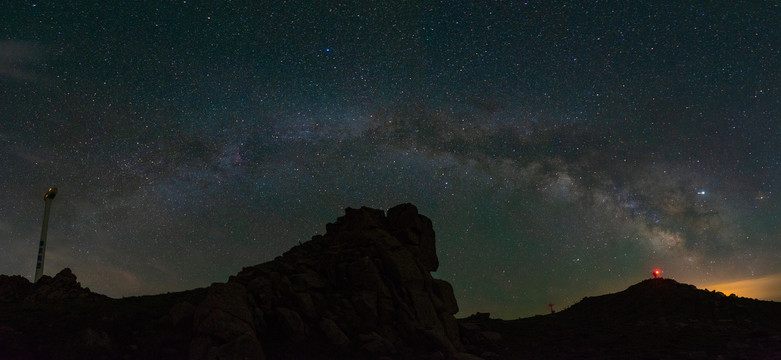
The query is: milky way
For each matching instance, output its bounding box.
[2,2,779,318]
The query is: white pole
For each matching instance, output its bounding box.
[34,187,57,283]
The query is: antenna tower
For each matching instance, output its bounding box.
[34,187,57,282]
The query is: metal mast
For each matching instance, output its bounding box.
[34,187,57,282]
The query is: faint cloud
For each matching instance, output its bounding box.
[0,41,44,82]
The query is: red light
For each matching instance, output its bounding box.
[653,269,661,278]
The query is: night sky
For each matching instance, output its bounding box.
[2,1,779,318]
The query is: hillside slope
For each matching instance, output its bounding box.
[462,278,781,359]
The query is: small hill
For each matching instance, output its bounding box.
[0,269,207,359]
[462,278,781,359]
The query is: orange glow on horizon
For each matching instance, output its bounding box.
[701,274,781,301]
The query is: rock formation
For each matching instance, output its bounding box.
[188,203,477,359]
[0,204,482,359]
[0,268,105,303]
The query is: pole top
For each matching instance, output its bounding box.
[44,187,57,200]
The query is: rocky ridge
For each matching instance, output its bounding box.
[0,268,106,303]
[187,203,479,359]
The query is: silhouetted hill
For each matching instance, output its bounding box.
[461,278,781,359]
[0,271,207,359]
[565,278,781,327]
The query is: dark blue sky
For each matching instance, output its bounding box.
[2,1,779,318]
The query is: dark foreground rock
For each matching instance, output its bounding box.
[0,270,207,359]
[189,203,477,359]
[0,204,480,360]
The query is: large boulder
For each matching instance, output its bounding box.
[190,204,473,359]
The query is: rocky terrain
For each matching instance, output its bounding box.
[0,204,482,359]
[0,268,106,303]
[0,269,207,359]
[2,203,781,359]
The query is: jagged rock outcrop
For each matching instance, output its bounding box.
[0,268,106,303]
[189,203,475,360]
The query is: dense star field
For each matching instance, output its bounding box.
[1,2,779,318]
